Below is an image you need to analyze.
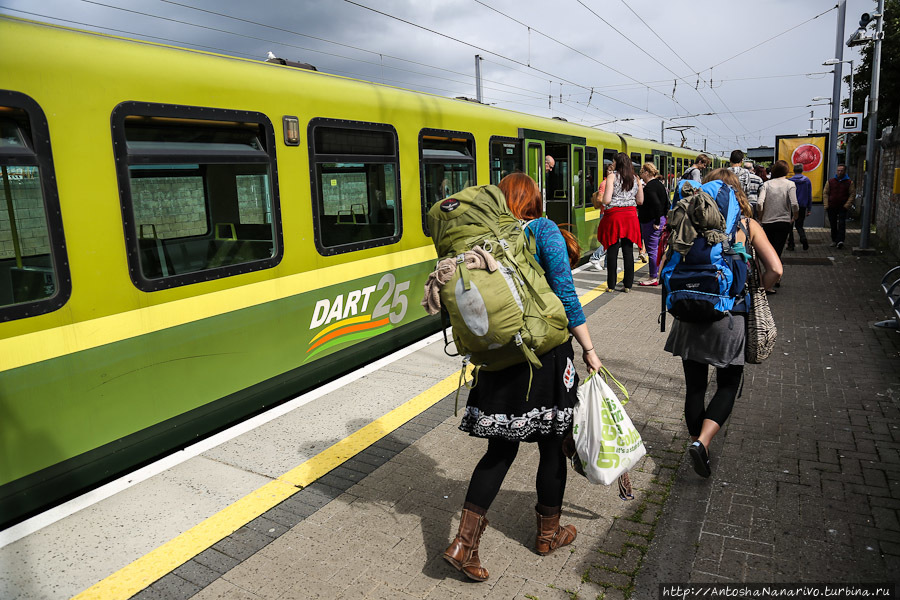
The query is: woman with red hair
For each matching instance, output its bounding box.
[443,172,602,583]
[598,152,644,292]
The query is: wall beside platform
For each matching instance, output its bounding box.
[876,126,900,258]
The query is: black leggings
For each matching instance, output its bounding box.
[464,437,567,510]
[606,238,635,289]
[682,359,743,437]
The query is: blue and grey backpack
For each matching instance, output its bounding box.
[659,180,748,328]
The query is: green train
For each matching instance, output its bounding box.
[0,15,725,528]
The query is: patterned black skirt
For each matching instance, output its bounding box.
[459,339,578,442]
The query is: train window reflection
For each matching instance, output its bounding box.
[419,130,475,235]
[112,104,282,292]
[309,121,401,255]
[0,97,70,321]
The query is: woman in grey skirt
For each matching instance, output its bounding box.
[664,169,783,477]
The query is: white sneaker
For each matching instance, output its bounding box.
[589,256,605,271]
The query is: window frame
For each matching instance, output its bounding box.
[111,102,283,292]
[489,135,522,186]
[307,118,402,256]
[418,128,476,236]
[0,90,71,322]
[585,146,598,207]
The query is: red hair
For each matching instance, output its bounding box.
[498,173,581,267]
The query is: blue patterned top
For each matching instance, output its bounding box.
[524,218,586,328]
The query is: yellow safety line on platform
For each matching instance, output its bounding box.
[70,368,467,600]
[71,258,647,600]
[578,259,647,305]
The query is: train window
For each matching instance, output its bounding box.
[630,152,641,173]
[490,137,521,185]
[602,149,616,177]
[677,157,683,175]
[644,153,653,165]
[112,103,282,292]
[585,146,598,204]
[0,93,71,321]
[309,120,401,255]
[419,129,475,236]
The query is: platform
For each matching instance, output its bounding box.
[2,227,898,600]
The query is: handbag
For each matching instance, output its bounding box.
[745,243,777,363]
[571,367,646,485]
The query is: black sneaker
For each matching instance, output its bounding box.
[689,441,711,478]
[802,242,809,250]
[837,242,844,249]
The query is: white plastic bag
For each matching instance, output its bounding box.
[572,368,646,485]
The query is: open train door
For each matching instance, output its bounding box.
[524,138,546,212]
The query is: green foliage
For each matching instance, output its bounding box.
[842,0,899,160]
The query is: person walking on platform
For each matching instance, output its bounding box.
[728,150,751,195]
[637,162,667,286]
[443,172,603,582]
[665,168,783,478]
[589,163,614,272]
[598,152,644,292]
[682,153,711,183]
[745,162,762,201]
[787,164,812,251]
[757,160,798,263]
[823,164,855,249]
[744,162,763,218]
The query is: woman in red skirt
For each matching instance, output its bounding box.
[598,152,644,292]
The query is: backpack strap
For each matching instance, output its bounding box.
[521,219,547,276]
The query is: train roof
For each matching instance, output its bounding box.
[1,14,726,159]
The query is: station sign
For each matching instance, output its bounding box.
[839,113,864,134]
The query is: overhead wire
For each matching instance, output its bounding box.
[11,0,830,152]
[344,0,693,123]
[575,0,729,146]
[705,4,839,73]
[470,0,712,126]
[76,0,551,102]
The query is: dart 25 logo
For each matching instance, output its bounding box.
[305,272,411,360]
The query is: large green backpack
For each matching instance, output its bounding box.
[426,185,569,376]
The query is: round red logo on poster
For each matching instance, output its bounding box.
[791,144,822,173]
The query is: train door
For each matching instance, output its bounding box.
[544,142,570,226]
[524,138,546,210]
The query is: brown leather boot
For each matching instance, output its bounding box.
[535,504,576,556]
[442,508,489,581]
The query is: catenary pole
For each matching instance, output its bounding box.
[859,0,885,249]
[475,55,483,104]
[827,1,846,195]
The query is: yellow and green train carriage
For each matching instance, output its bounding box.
[0,15,722,528]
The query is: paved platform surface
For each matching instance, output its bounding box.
[5,227,899,600]
[166,228,900,600]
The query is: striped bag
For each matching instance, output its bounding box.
[745,244,777,363]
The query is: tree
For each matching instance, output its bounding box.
[842,0,900,164]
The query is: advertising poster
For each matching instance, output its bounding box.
[775,134,829,204]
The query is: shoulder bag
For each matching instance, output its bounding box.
[745,239,777,363]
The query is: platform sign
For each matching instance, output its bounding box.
[839,113,864,134]
[775,134,828,204]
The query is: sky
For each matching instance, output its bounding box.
[0,0,877,155]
